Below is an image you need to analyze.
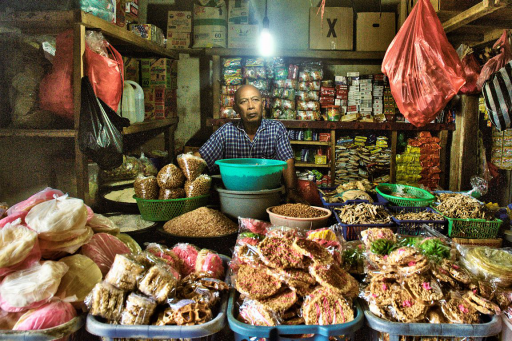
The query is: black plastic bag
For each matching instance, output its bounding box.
[78,76,130,170]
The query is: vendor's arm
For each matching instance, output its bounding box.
[283,158,307,204]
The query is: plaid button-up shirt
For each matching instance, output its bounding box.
[199,119,294,172]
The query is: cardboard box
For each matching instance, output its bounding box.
[167,32,191,49]
[228,0,256,25]
[193,4,227,48]
[140,58,156,88]
[150,58,177,89]
[123,57,140,83]
[129,24,165,46]
[227,24,258,48]
[167,11,192,32]
[143,87,177,120]
[356,12,395,51]
[309,7,353,50]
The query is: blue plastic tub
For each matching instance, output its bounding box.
[227,290,364,341]
[319,187,371,209]
[332,203,395,241]
[364,309,502,341]
[86,256,230,340]
[389,206,447,236]
[215,158,287,191]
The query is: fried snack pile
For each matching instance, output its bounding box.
[334,203,392,225]
[86,243,228,326]
[231,220,358,326]
[360,228,505,324]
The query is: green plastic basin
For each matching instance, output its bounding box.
[215,158,287,191]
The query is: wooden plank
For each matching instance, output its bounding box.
[122,118,178,134]
[0,130,76,138]
[206,118,456,131]
[438,130,449,189]
[79,12,178,59]
[443,0,508,33]
[290,141,330,146]
[205,48,385,60]
[390,131,398,183]
[469,27,507,47]
[74,23,88,204]
[295,162,330,168]
[330,129,336,187]
[212,55,222,120]
[449,95,480,191]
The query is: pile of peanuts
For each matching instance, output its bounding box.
[134,154,211,200]
[270,203,328,218]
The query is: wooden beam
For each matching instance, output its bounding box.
[390,131,398,183]
[469,28,508,47]
[442,0,508,33]
[449,95,480,191]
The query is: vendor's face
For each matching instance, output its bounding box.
[234,85,263,125]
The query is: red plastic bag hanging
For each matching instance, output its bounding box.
[381,0,465,127]
[457,45,481,95]
[39,29,74,119]
[476,30,512,91]
[84,39,124,112]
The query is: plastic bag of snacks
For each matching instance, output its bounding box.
[134,175,158,199]
[157,164,185,189]
[177,153,207,181]
[184,174,212,197]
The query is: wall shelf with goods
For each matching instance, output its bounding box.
[207,118,455,187]
[205,46,456,187]
[0,10,180,205]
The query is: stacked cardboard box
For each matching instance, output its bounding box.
[167,11,192,49]
[140,58,178,120]
[227,0,258,49]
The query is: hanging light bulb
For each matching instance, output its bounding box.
[258,0,274,57]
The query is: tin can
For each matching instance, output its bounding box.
[325,105,341,122]
[304,129,313,141]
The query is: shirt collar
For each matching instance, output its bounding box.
[235,119,269,134]
[235,119,270,134]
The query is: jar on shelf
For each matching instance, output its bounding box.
[324,105,341,122]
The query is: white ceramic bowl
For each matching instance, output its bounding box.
[266,206,332,230]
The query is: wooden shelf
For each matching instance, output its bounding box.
[204,48,385,60]
[123,118,179,134]
[0,10,178,59]
[207,118,455,131]
[441,0,512,47]
[295,162,330,168]
[0,129,76,138]
[290,140,331,146]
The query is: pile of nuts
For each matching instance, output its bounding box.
[269,203,328,218]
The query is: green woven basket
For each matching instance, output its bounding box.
[431,207,502,239]
[376,183,435,207]
[134,194,209,222]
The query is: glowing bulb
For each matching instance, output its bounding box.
[258,27,274,57]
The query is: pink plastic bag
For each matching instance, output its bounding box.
[7,188,64,216]
[80,233,131,276]
[39,30,74,119]
[381,0,465,127]
[0,211,28,228]
[13,300,76,331]
[477,30,512,91]
[460,52,482,95]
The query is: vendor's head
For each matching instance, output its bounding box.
[234,85,264,126]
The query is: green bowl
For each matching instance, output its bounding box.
[215,158,287,191]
